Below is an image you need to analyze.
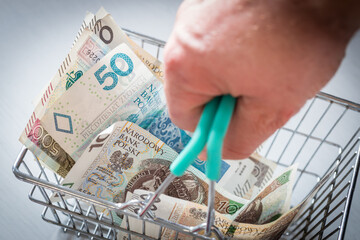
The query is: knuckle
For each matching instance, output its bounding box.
[246,102,296,137]
[164,43,186,73]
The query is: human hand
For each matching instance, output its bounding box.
[164,0,357,159]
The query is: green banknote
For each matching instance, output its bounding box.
[222,153,277,200]
[234,164,298,224]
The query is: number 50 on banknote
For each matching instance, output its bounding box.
[41,43,164,161]
[94,53,134,91]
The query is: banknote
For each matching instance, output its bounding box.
[119,163,338,240]
[227,162,338,239]
[36,34,200,177]
[41,43,164,161]
[117,189,296,240]
[19,29,110,177]
[127,108,275,198]
[221,153,277,200]
[118,160,335,240]
[234,164,298,224]
[39,41,220,180]
[55,121,249,221]
[118,190,231,240]
[22,7,164,177]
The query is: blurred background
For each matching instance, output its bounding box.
[0,0,359,239]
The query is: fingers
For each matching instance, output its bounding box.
[164,70,210,132]
[164,39,296,160]
[164,36,297,160]
[221,97,296,159]
[163,32,221,132]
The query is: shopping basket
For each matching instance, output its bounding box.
[13,28,360,240]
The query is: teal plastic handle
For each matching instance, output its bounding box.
[170,97,221,176]
[206,95,236,181]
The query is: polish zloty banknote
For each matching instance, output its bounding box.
[234,164,298,224]
[22,7,164,178]
[20,10,98,176]
[221,153,277,200]
[116,189,298,240]
[41,43,165,161]
[128,104,277,197]
[119,162,336,240]
[55,121,249,220]
[118,190,233,240]
[227,162,338,239]
[19,30,111,177]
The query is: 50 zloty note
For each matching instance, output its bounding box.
[20,29,110,177]
[41,43,164,160]
[20,8,165,177]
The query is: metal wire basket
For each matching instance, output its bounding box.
[13,29,360,240]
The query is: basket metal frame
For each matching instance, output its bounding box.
[13,29,360,240]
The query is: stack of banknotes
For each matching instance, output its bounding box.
[19,8,336,240]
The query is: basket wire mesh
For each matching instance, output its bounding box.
[13,29,360,240]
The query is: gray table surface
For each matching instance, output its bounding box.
[0,1,359,239]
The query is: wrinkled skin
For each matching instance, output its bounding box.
[164,0,358,159]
